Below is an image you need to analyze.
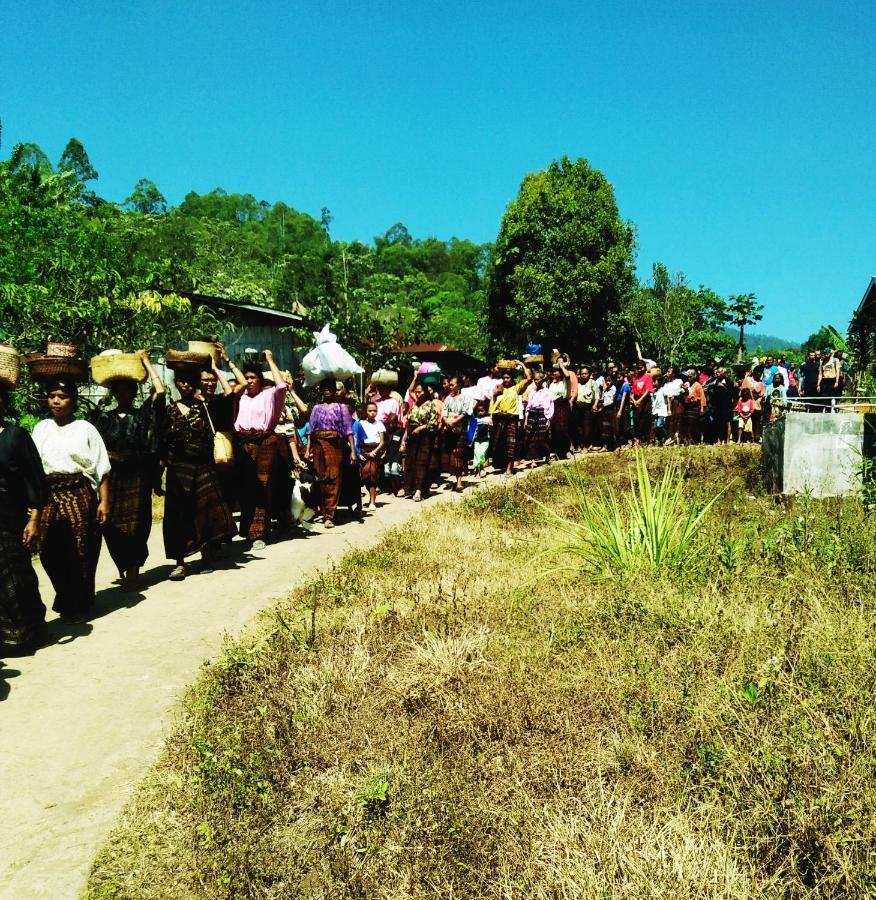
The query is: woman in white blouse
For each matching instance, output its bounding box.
[32,381,111,622]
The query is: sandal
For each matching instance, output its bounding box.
[169,565,187,581]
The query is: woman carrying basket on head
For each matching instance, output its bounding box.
[31,369,111,623]
[159,354,236,581]
[234,350,289,550]
[90,349,165,590]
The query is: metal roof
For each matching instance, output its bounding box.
[167,291,310,325]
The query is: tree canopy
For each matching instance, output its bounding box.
[488,156,636,358]
[1,129,781,384]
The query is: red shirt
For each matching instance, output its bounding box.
[632,373,653,397]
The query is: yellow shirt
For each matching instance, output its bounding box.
[489,382,526,416]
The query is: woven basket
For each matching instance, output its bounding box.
[46,342,79,359]
[496,359,519,373]
[166,349,211,370]
[0,344,20,388]
[188,341,220,367]
[26,355,88,383]
[90,352,147,386]
[370,368,399,387]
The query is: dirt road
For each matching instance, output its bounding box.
[0,482,488,898]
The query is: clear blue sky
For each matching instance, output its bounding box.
[3,0,874,341]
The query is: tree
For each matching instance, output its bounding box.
[726,293,763,362]
[124,178,167,214]
[57,137,102,205]
[488,156,636,358]
[615,263,735,365]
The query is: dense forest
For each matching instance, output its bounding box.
[1,126,822,375]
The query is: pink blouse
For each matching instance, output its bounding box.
[234,384,286,433]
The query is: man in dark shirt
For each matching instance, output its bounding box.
[800,351,821,402]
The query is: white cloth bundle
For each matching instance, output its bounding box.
[301,324,364,387]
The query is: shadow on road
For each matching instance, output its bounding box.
[0,661,21,702]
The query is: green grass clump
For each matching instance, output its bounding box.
[85,446,876,899]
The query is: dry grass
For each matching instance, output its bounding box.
[85,446,876,899]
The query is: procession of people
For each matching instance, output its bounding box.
[0,337,851,656]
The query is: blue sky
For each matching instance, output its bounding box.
[3,0,874,340]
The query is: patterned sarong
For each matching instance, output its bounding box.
[312,431,344,521]
[403,428,435,495]
[39,474,102,617]
[0,521,46,646]
[489,414,518,470]
[163,459,236,560]
[550,398,572,458]
[237,431,283,542]
[440,426,469,477]
[103,463,153,574]
[525,408,551,460]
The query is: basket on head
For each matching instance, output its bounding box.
[522,353,543,365]
[90,351,147,386]
[0,344,21,388]
[496,359,519,373]
[166,349,211,371]
[419,372,442,387]
[26,355,89,383]
[46,342,79,359]
[188,340,220,367]
[370,368,399,387]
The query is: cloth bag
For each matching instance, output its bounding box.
[301,324,364,387]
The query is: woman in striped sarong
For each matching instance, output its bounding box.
[32,381,111,622]
[401,383,439,501]
[160,366,236,581]
[91,351,165,589]
[234,351,288,548]
[439,377,472,492]
[523,371,554,465]
[305,380,356,528]
[488,363,532,475]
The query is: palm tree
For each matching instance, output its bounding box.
[727,293,764,363]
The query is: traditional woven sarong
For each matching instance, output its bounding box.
[489,414,518,470]
[632,393,653,443]
[0,520,46,647]
[39,474,102,617]
[163,460,236,560]
[525,408,551,460]
[572,404,593,449]
[679,400,703,445]
[360,444,382,488]
[598,407,616,449]
[237,430,283,541]
[312,431,344,521]
[440,426,469,477]
[550,398,572,458]
[103,462,152,574]
[403,428,436,495]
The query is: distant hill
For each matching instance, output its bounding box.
[722,328,799,351]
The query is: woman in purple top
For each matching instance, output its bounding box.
[304,379,356,528]
[233,349,288,549]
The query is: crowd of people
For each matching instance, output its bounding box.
[0,340,850,656]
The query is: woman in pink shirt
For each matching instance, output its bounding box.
[233,350,287,549]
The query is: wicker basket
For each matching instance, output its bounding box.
[26,355,89,383]
[370,368,399,387]
[90,352,147,386]
[188,341,220,367]
[166,349,211,370]
[46,342,79,359]
[0,344,20,388]
[496,359,519,373]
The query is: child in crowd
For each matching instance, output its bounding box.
[471,401,491,478]
[735,388,756,443]
[355,402,386,511]
[382,412,404,496]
